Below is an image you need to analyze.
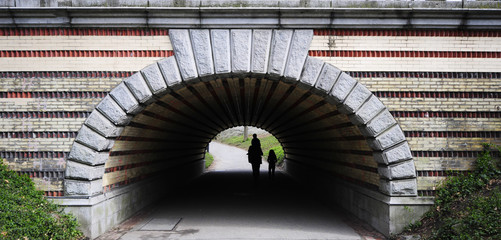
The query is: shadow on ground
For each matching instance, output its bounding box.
[97,170,386,240]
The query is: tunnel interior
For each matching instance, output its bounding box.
[104,77,379,193]
[62,29,421,238]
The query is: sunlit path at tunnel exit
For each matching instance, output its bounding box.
[97,142,370,240]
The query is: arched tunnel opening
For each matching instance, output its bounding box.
[106,77,376,191]
[61,29,426,239]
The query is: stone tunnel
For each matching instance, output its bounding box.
[61,29,426,238]
[2,2,501,239]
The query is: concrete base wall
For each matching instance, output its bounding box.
[54,159,205,239]
[285,160,433,237]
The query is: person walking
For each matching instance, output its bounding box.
[251,134,261,148]
[247,134,263,183]
[267,149,277,180]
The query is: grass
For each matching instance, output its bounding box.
[396,143,501,240]
[205,152,214,168]
[0,161,83,240]
[218,134,285,165]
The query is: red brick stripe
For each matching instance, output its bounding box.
[44,191,64,197]
[103,174,153,192]
[104,160,157,173]
[0,71,134,78]
[0,112,91,118]
[347,71,501,79]
[0,111,497,120]
[2,130,498,139]
[2,91,498,99]
[314,29,501,37]
[0,28,169,36]
[0,50,173,58]
[405,131,501,138]
[391,111,501,118]
[2,28,498,37]
[0,151,68,159]
[411,151,498,158]
[18,170,65,180]
[0,132,78,138]
[416,171,470,177]
[2,50,499,58]
[375,91,501,98]
[0,91,108,98]
[309,50,501,58]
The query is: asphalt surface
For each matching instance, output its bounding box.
[96,142,372,240]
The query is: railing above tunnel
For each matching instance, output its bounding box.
[64,29,417,198]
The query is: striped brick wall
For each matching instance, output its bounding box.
[310,30,501,196]
[0,28,499,196]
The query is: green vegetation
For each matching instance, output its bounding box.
[219,134,285,165]
[0,162,83,240]
[398,143,501,240]
[205,152,214,168]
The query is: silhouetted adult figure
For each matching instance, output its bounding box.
[251,134,261,148]
[247,134,263,183]
[267,149,277,180]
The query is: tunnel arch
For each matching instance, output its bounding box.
[64,29,417,198]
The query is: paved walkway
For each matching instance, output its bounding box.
[97,142,384,240]
[207,141,266,172]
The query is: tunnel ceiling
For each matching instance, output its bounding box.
[64,29,417,198]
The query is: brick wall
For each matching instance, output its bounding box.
[0,28,499,196]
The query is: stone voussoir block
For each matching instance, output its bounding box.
[68,142,109,166]
[211,29,231,76]
[360,110,397,137]
[65,160,105,180]
[157,56,184,91]
[374,141,413,165]
[349,95,386,126]
[313,63,341,97]
[109,82,143,115]
[284,29,314,82]
[299,56,324,89]
[231,29,252,77]
[368,125,406,151]
[190,29,214,80]
[329,72,357,105]
[141,63,169,97]
[268,29,293,78]
[65,179,103,196]
[251,29,272,76]
[124,72,155,105]
[75,125,113,151]
[378,160,416,180]
[170,29,199,83]
[379,178,417,196]
[338,83,372,115]
[84,111,123,138]
[96,96,132,126]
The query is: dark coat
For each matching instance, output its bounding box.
[247,145,262,164]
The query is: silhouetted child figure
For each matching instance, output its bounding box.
[267,150,277,180]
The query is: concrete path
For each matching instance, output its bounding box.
[207,141,268,172]
[99,142,366,240]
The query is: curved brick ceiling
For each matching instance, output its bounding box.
[64,29,417,198]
